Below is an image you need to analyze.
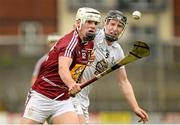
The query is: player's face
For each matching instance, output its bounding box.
[80,20,98,38]
[105,19,124,38]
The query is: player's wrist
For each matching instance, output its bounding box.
[131,104,140,112]
[66,82,76,89]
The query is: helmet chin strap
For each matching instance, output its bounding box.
[82,32,96,44]
[104,27,118,42]
[105,34,118,42]
[104,23,127,42]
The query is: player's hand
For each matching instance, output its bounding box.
[134,107,149,124]
[68,84,81,97]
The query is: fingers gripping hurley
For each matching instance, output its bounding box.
[80,41,150,89]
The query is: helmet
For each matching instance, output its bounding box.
[76,7,101,42]
[105,10,127,42]
[76,7,101,24]
[105,10,127,27]
[47,34,60,44]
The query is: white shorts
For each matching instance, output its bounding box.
[71,97,89,123]
[23,90,76,123]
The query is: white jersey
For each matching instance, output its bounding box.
[72,29,125,121]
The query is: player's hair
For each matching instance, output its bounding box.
[105,10,127,28]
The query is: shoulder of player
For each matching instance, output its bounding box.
[96,28,103,34]
[63,30,79,41]
[111,41,122,49]
[95,28,104,40]
[57,30,79,46]
[35,54,48,67]
[94,28,105,46]
[37,54,48,62]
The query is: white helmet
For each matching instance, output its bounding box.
[76,7,101,24]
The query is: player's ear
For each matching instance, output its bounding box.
[104,18,108,25]
[75,20,81,29]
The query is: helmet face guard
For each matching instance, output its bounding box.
[76,7,101,43]
[105,10,127,42]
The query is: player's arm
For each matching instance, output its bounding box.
[116,67,149,123]
[31,76,37,85]
[58,56,81,95]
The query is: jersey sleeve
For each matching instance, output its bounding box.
[58,32,78,58]
[94,29,105,46]
[117,45,125,60]
[115,44,125,68]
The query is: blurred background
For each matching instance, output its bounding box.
[0,0,180,124]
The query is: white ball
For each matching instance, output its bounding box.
[132,11,141,20]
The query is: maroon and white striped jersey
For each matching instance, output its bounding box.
[32,30,93,100]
